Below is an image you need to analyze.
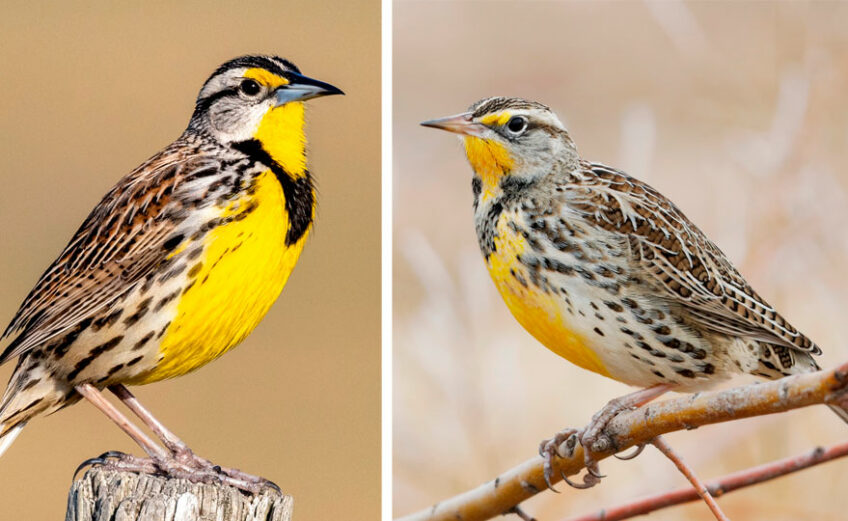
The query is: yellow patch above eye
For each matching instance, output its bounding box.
[479,111,512,127]
[243,68,289,88]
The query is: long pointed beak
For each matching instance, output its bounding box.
[275,72,344,106]
[420,112,486,137]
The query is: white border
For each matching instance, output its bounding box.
[381,0,393,518]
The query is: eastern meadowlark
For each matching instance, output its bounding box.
[0,55,342,492]
[422,97,847,487]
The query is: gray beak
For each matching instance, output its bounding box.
[420,112,486,137]
[274,72,344,106]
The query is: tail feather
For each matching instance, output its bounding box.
[751,347,848,425]
[0,422,26,459]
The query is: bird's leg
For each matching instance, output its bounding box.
[75,383,170,462]
[77,383,273,494]
[540,384,673,490]
[107,384,191,458]
[581,384,673,452]
[108,384,279,492]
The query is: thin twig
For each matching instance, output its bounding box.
[650,435,729,521]
[563,440,848,521]
[395,361,848,521]
[508,506,537,521]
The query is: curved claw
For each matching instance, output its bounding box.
[614,444,646,461]
[73,450,132,479]
[582,447,606,480]
[561,471,600,490]
[584,463,605,479]
[543,470,559,493]
[261,479,283,494]
[73,458,103,480]
[541,450,560,492]
[97,450,130,461]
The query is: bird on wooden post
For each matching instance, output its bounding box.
[0,54,343,493]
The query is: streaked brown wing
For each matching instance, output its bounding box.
[565,162,819,354]
[0,145,208,363]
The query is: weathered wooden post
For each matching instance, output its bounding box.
[66,468,293,521]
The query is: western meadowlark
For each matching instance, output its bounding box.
[422,97,847,488]
[0,55,342,492]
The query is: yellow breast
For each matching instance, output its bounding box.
[134,170,310,383]
[486,214,610,378]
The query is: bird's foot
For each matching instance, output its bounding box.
[538,427,601,490]
[570,394,657,485]
[538,386,670,491]
[75,450,157,479]
[171,447,282,493]
[539,398,653,490]
[75,450,279,495]
[581,388,659,462]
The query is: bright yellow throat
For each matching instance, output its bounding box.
[255,101,308,178]
[134,102,314,383]
[464,136,514,200]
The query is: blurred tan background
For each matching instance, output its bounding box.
[394,1,848,520]
[0,1,379,520]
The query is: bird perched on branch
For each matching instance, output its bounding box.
[0,55,342,492]
[422,97,847,488]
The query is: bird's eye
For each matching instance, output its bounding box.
[239,79,262,97]
[506,116,528,134]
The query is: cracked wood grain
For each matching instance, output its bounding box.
[66,468,293,521]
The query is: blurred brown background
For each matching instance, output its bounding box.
[0,1,379,520]
[394,1,848,520]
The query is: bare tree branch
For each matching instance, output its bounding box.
[395,362,848,521]
[564,440,848,521]
[650,436,728,521]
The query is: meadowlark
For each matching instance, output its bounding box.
[422,97,847,488]
[0,55,342,492]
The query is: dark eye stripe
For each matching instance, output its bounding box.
[531,121,568,137]
[200,87,239,104]
[192,87,240,117]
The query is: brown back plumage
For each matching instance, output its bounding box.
[563,161,818,354]
[0,140,224,363]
